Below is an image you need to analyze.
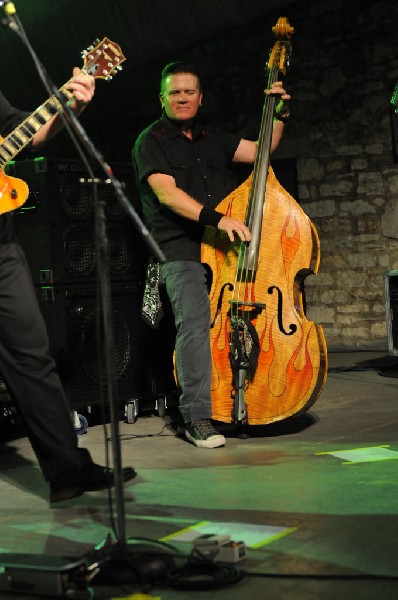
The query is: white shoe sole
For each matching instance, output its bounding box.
[185,431,226,448]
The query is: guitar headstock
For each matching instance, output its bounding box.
[81,37,126,80]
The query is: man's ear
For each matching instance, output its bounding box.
[159,93,164,108]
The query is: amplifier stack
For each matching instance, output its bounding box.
[6,157,175,415]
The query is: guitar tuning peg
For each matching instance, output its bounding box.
[106,75,113,81]
[116,65,123,71]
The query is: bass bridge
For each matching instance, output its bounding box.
[228,299,265,423]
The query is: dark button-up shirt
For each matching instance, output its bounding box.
[132,112,240,261]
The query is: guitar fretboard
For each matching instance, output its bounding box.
[0,85,74,169]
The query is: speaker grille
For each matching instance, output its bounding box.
[13,158,147,284]
[39,282,147,409]
[63,225,96,276]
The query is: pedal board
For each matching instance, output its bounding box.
[0,553,91,598]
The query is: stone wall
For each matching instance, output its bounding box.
[120,0,398,351]
[201,0,398,351]
[281,0,398,351]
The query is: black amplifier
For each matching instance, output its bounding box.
[6,157,147,284]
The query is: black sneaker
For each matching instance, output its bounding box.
[49,463,137,503]
[185,419,225,448]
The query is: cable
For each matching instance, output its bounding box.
[89,538,398,595]
[127,537,182,553]
[117,423,174,441]
[328,365,377,373]
[166,559,243,590]
[242,569,398,581]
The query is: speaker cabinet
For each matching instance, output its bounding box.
[390,107,398,163]
[37,281,148,409]
[4,159,176,414]
[384,270,398,355]
[7,157,147,284]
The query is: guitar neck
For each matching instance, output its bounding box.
[0,37,126,171]
[0,81,75,169]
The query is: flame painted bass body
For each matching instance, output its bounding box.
[201,18,328,425]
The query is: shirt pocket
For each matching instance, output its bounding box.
[205,156,227,170]
[170,160,194,189]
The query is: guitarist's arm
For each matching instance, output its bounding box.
[32,67,95,147]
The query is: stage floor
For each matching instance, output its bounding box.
[0,351,398,599]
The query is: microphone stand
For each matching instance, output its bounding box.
[2,1,166,587]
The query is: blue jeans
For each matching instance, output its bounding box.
[160,261,211,423]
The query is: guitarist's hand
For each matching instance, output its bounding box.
[32,67,95,147]
[26,38,125,149]
[66,67,96,110]
[218,215,252,243]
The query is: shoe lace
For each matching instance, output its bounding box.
[191,419,216,435]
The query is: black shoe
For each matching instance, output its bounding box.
[49,463,137,503]
[185,419,226,448]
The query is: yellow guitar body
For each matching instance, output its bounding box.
[0,160,29,215]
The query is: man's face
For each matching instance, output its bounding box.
[160,72,203,122]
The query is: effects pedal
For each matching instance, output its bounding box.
[193,534,247,563]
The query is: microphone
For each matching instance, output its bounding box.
[0,1,17,29]
[0,1,16,15]
[391,83,398,114]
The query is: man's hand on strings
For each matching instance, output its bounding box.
[266,80,290,103]
[267,80,291,119]
[218,215,252,243]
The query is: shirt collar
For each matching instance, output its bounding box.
[160,112,204,141]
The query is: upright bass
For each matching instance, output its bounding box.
[201,17,328,425]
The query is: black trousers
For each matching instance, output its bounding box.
[0,242,91,480]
